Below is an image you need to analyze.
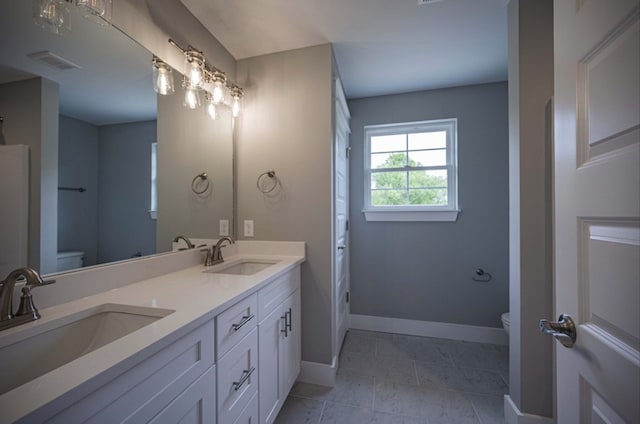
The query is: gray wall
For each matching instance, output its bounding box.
[236,44,335,365]
[348,82,509,328]
[98,120,157,263]
[58,115,99,265]
[0,77,59,274]
[507,0,554,418]
[156,87,233,252]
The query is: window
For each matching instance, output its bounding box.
[363,119,459,222]
[149,142,158,220]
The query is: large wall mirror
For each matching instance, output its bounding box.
[0,1,233,276]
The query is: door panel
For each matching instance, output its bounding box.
[554,1,640,422]
[333,79,351,356]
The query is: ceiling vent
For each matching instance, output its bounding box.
[26,51,81,71]
[417,0,445,5]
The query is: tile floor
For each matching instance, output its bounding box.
[275,330,509,424]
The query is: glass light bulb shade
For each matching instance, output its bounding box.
[207,102,217,120]
[184,51,205,89]
[152,62,174,95]
[33,0,71,35]
[232,97,241,118]
[212,82,225,104]
[183,87,201,110]
[76,0,112,25]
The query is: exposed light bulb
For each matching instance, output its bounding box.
[152,57,174,95]
[184,87,200,110]
[189,65,203,88]
[213,83,224,104]
[207,102,217,120]
[232,97,241,118]
[184,49,205,89]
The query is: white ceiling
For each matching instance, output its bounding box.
[179,0,508,99]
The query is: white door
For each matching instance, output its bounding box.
[552,1,639,422]
[333,79,351,356]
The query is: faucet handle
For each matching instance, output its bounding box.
[16,286,41,319]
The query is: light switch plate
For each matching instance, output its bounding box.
[219,220,229,236]
[243,220,254,237]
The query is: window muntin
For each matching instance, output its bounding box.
[364,119,458,215]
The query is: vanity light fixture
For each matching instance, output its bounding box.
[33,0,72,35]
[206,94,217,120]
[211,71,227,104]
[183,81,202,110]
[184,48,205,89]
[75,0,112,26]
[154,39,245,121]
[152,56,175,95]
[230,85,243,118]
[32,0,112,35]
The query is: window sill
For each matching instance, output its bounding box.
[362,209,460,222]
[148,210,157,220]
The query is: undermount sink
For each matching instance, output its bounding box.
[0,303,174,395]
[205,259,279,276]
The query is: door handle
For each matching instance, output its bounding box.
[337,245,345,250]
[539,314,577,348]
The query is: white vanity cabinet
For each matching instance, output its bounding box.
[257,267,301,424]
[32,319,216,424]
[10,263,302,424]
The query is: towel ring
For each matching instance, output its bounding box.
[257,170,278,194]
[191,172,210,194]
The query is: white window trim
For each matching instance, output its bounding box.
[362,119,460,222]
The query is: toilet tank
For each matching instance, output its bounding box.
[56,251,85,272]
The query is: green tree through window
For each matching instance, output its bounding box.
[371,152,448,206]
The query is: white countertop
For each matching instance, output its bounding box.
[0,250,305,423]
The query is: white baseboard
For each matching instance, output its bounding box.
[504,395,554,424]
[297,356,338,387]
[349,314,508,345]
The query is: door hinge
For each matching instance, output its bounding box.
[346,146,351,158]
[346,292,350,303]
[346,219,349,231]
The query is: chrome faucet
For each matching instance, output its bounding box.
[0,267,55,331]
[202,237,235,267]
[173,235,195,250]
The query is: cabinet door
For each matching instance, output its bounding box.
[149,366,216,424]
[280,289,301,395]
[258,301,287,424]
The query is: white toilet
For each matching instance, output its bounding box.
[57,251,85,272]
[501,312,511,336]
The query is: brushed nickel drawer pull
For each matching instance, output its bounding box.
[231,313,255,331]
[233,366,256,391]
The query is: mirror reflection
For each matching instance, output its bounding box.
[0,1,233,276]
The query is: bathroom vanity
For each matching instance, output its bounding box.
[0,241,304,424]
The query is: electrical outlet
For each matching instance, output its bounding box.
[243,220,254,237]
[219,220,229,236]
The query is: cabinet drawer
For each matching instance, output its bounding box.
[217,293,258,359]
[258,267,300,322]
[148,365,216,424]
[45,320,215,424]
[233,392,258,424]
[217,328,258,424]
